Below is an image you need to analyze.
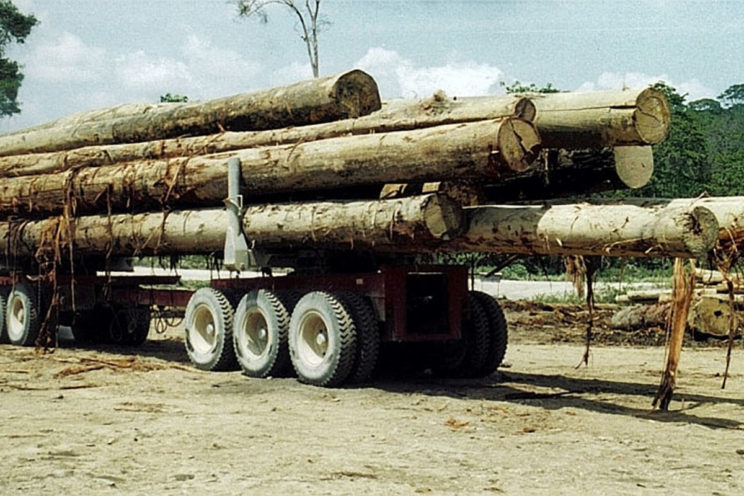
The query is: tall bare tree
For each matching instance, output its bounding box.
[236,0,324,78]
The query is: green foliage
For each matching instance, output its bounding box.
[718,83,744,107]
[502,80,562,94]
[160,93,189,103]
[0,0,37,117]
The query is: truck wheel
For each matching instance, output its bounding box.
[341,293,380,383]
[233,289,291,378]
[71,308,105,344]
[184,288,238,371]
[5,282,42,346]
[0,292,7,344]
[289,291,357,387]
[470,291,508,375]
[433,294,490,378]
[108,307,151,346]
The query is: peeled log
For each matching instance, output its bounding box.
[0,195,463,258]
[0,118,541,216]
[483,146,653,201]
[0,70,382,157]
[528,87,670,148]
[0,94,534,179]
[446,200,718,258]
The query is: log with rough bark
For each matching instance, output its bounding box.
[0,93,535,178]
[0,195,463,258]
[483,146,653,201]
[0,70,382,157]
[445,199,719,258]
[528,87,670,148]
[0,118,541,216]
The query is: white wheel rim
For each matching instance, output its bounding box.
[237,308,270,360]
[296,310,329,367]
[7,296,27,342]
[189,303,218,354]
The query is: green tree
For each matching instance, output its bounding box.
[502,80,561,94]
[160,93,188,103]
[718,83,744,107]
[236,0,325,78]
[0,0,37,117]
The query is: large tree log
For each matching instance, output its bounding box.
[528,87,670,148]
[0,195,463,258]
[0,93,534,178]
[0,70,382,157]
[446,200,718,258]
[0,118,541,216]
[483,146,653,201]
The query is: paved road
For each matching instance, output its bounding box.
[120,266,665,300]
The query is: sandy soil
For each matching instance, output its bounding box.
[1,305,743,495]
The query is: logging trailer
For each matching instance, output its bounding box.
[0,70,683,387]
[0,157,507,387]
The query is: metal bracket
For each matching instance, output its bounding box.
[223,157,268,272]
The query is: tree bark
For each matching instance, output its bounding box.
[0,194,463,258]
[0,94,534,178]
[446,200,718,258]
[0,118,541,216]
[528,87,670,147]
[0,70,382,156]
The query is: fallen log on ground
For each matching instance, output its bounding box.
[0,118,541,216]
[0,94,535,178]
[528,87,670,148]
[0,195,464,257]
[0,70,382,156]
[446,200,718,258]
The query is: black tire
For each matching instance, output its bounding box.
[433,293,490,378]
[108,307,151,346]
[340,292,380,383]
[71,307,107,344]
[233,289,291,378]
[470,291,508,375]
[5,281,43,346]
[0,292,7,344]
[184,288,238,371]
[288,291,357,387]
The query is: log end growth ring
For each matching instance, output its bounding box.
[332,70,382,118]
[498,118,541,173]
[634,87,671,145]
[682,206,719,258]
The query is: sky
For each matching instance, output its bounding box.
[3,0,744,132]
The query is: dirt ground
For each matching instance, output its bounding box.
[1,302,743,495]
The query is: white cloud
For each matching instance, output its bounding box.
[179,35,263,97]
[355,47,503,99]
[26,32,106,83]
[578,72,717,101]
[115,51,192,91]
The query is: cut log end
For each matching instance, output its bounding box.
[333,70,382,118]
[614,146,654,189]
[682,206,720,258]
[514,98,537,122]
[634,87,671,145]
[422,194,465,241]
[498,118,541,173]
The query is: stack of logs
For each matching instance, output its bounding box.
[0,69,741,264]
